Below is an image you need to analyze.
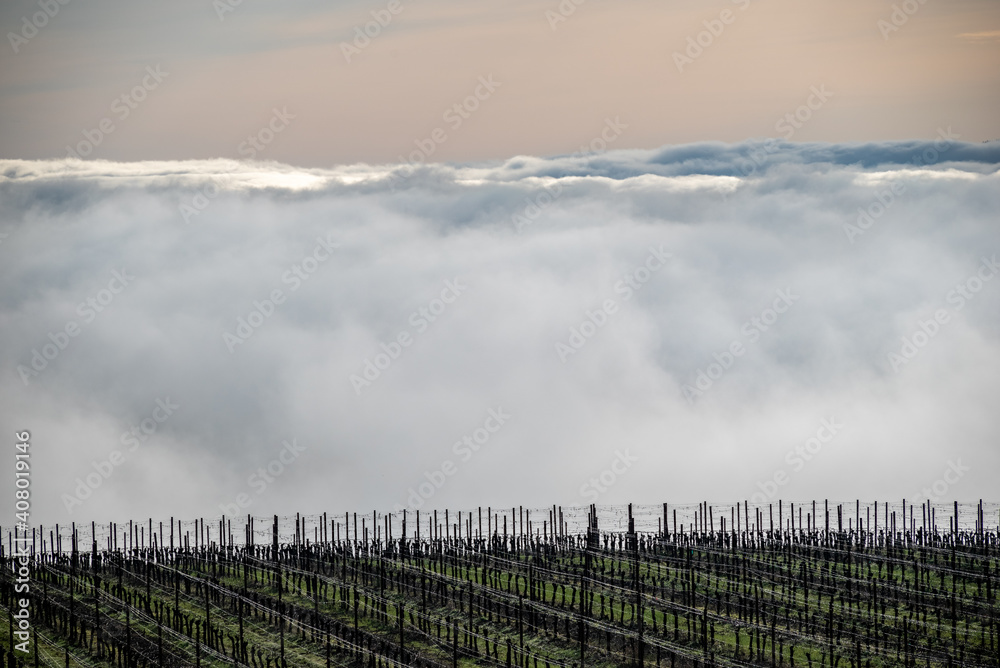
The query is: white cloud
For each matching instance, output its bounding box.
[1,139,998,524]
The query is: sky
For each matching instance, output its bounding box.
[1,0,999,164]
[1,0,999,527]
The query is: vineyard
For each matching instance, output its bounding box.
[2,501,998,668]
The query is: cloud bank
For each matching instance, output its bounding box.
[2,138,999,524]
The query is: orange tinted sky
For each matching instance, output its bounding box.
[1,0,998,166]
